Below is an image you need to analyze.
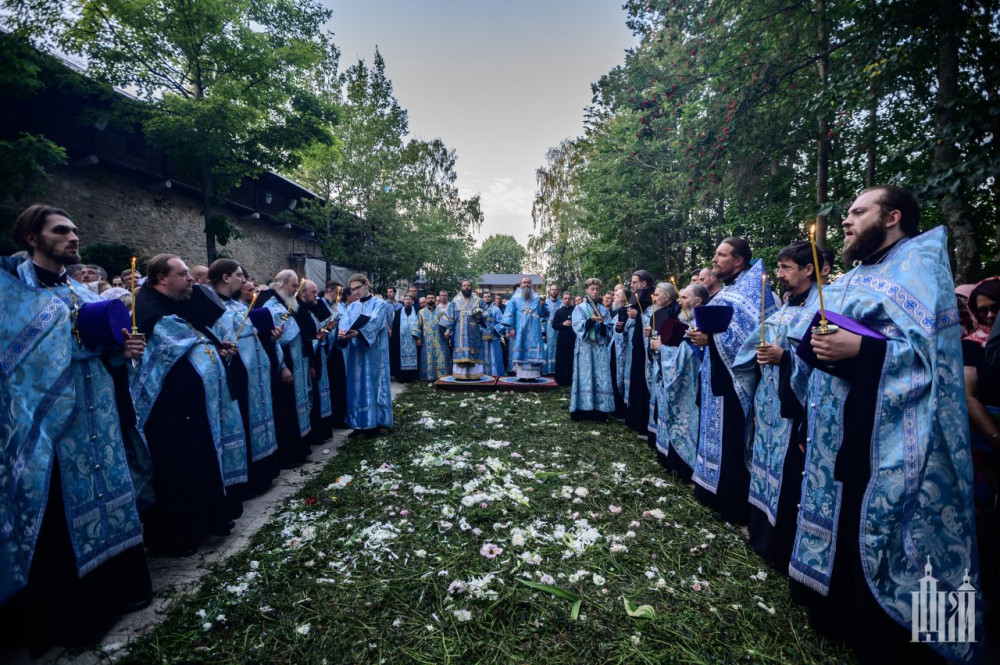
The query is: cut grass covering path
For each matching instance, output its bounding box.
[119,385,854,664]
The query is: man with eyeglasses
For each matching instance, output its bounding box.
[732,241,822,576]
[338,274,393,435]
[792,186,979,664]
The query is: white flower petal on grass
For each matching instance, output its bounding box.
[592,574,606,586]
[453,609,472,622]
[574,487,590,498]
[202,622,213,631]
[296,623,311,636]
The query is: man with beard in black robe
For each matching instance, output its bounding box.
[552,291,576,386]
[133,254,238,556]
[625,270,654,434]
[294,279,332,447]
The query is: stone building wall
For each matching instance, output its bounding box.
[41,165,307,282]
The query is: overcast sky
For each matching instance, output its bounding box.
[321,1,636,248]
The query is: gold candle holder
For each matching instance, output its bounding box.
[809,224,838,336]
[757,273,768,349]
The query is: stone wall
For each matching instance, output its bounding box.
[40,165,308,282]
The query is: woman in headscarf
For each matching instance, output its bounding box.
[962,276,1000,602]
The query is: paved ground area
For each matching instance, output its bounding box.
[4,381,409,665]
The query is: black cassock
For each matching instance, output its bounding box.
[393,306,420,383]
[257,290,309,468]
[624,289,652,433]
[135,285,233,554]
[791,337,943,664]
[692,333,750,525]
[552,305,576,386]
[0,268,151,653]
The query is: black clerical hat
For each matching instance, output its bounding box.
[249,308,276,335]
[693,305,733,333]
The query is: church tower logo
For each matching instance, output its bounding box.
[910,557,977,644]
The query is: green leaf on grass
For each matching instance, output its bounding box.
[623,597,656,619]
[518,579,583,620]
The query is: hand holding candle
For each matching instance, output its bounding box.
[758,273,768,347]
[130,256,138,334]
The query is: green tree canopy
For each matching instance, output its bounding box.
[5,0,341,261]
[474,235,526,275]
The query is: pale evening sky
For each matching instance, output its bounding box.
[321,1,637,248]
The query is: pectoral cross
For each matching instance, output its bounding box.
[203,343,216,364]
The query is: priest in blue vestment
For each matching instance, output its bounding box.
[133,256,248,554]
[259,270,312,467]
[688,239,777,525]
[501,276,549,380]
[542,283,560,375]
[394,294,420,382]
[413,293,451,381]
[570,278,614,420]
[0,205,151,651]
[791,187,980,664]
[731,241,820,574]
[655,284,707,482]
[209,259,279,497]
[439,280,486,380]
[338,273,393,433]
[480,290,506,377]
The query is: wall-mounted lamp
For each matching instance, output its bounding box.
[264,192,273,205]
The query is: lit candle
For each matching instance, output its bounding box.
[809,225,830,331]
[130,256,137,334]
[759,273,768,346]
[234,291,258,344]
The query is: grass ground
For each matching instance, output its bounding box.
[118,384,854,664]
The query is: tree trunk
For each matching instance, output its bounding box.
[933,1,978,282]
[200,161,216,263]
[815,0,831,248]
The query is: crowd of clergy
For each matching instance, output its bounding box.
[2,184,998,663]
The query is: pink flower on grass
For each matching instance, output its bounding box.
[692,582,703,592]
[480,543,503,559]
[399,509,409,517]
[609,505,623,514]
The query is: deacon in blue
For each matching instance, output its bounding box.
[654,284,708,482]
[502,276,549,380]
[731,241,820,574]
[338,273,393,434]
[569,278,614,421]
[0,205,151,651]
[440,279,487,380]
[393,293,420,382]
[543,283,561,375]
[208,259,279,497]
[792,187,979,664]
[480,290,506,377]
[133,255,248,555]
[687,238,776,525]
